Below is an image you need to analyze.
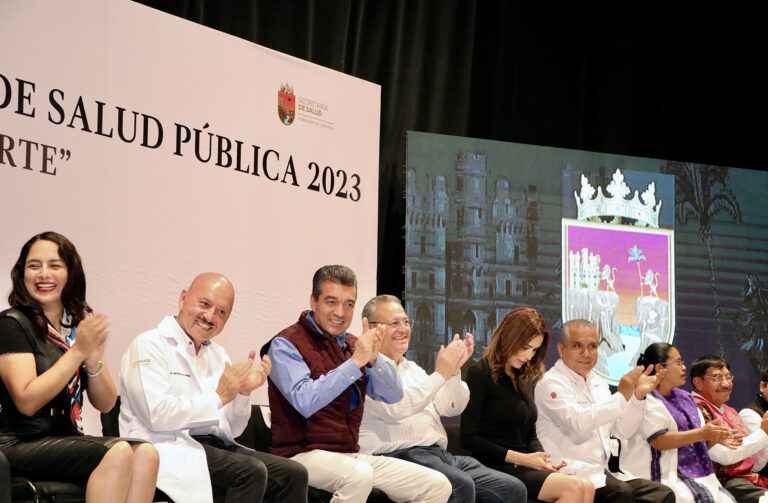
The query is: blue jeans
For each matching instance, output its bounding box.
[385,444,527,503]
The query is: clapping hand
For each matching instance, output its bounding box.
[216,357,253,405]
[435,332,474,379]
[702,418,737,445]
[352,318,384,367]
[634,365,663,399]
[457,333,474,368]
[760,411,768,435]
[239,354,272,395]
[717,428,744,449]
[74,314,109,368]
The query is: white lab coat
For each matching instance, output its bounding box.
[119,316,251,503]
[534,358,646,488]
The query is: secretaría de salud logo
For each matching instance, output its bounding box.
[276,82,334,130]
[278,83,296,126]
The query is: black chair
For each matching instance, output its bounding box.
[8,478,85,503]
[1,451,11,503]
[1,449,86,503]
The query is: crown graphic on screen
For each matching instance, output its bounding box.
[574,169,662,228]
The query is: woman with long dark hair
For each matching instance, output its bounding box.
[461,307,594,503]
[0,232,158,502]
[619,342,737,503]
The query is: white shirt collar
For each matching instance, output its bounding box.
[379,352,407,369]
[164,315,211,351]
[554,358,595,385]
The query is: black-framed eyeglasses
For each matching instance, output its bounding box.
[659,359,685,366]
[368,319,410,329]
[703,373,734,383]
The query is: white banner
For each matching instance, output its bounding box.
[0,0,380,432]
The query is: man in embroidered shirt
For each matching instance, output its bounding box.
[534,319,674,503]
[119,273,308,503]
[265,265,452,503]
[358,295,527,503]
[691,354,768,502]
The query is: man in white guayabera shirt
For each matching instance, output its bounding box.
[358,294,527,503]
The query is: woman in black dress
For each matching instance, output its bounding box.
[0,232,159,502]
[462,307,594,503]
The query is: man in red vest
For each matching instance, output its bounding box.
[265,265,452,503]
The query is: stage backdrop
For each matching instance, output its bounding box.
[406,131,768,408]
[0,1,380,433]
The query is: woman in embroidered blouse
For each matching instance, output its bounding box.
[0,232,158,502]
[462,307,595,503]
[619,342,738,503]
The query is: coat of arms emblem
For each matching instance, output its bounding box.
[562,169,676,383]
[278,83,295,126]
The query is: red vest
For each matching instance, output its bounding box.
[695,395,768,488]
[268,311,367,457]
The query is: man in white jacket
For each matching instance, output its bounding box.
[119,273,307,503]
[534,319,674,503]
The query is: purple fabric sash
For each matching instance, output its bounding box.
[653,388,714,479]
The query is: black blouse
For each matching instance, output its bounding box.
[0,314,82,445]
[461,359,544,465]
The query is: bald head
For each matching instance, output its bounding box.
[189,273,234,299]
[177,273,235,350]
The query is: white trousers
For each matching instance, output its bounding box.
[292,449,452,503]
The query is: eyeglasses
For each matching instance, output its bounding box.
[703,374,734,383]
[369,319,410,329]
[659,359,685,366]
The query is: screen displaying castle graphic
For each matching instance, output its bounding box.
[405,148,554,371]
[563,221,675,381]
[405,131,768,405]
[562,169,675,381]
